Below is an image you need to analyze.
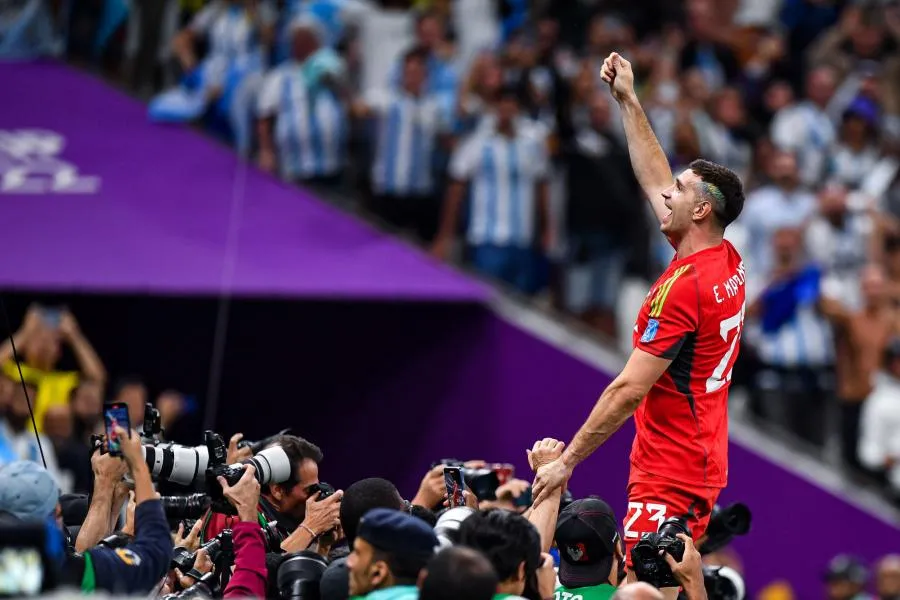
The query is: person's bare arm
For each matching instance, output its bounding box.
[432,180,466,260]
[526,439,565,552]
[257,116,277,173]
[562,349,670,468]
[600,52,673,225]
[59,312,106,383]
[0,307,42,367]
[76,452,128,552]
[172,29,198,72]
[533,349,671,505]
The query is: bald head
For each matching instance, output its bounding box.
[613,582,665,600]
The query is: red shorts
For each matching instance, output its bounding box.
[622,466,721,568]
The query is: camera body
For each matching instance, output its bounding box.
[161,571,221,600]
[172,529,234,573]
[206,445,293,514]
[277,551,328,600]
[434,459,501,501]
[142,402,162,444]
[631,516,690,589]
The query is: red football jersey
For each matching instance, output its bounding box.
[630,240,746,488]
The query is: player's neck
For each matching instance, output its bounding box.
[674,229,723,261]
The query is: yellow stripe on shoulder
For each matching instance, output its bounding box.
[649,264,692,318]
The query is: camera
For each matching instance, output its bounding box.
[702,565,746,600]
[631,515,691,589]
[206,445,292,514]
[97,532,133,549]
[261,521,286,553]
[142,431,229,487]
[172,529,234,573]
[161,494,212,521]
[306,482,335,501]
[699,503,751,555]
[277,551,328,600]
[434,460,501,501]
[161,571,221,600]
[142,402,162,444]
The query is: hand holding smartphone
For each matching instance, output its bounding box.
[443,467,466,508]
[103,402,131,457]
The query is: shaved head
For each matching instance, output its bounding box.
[613,582,665,600]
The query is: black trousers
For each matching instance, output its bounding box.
[750,364,833,448]
[839,400,865,471]
[371,193,440,243]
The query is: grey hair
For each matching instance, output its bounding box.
[696,181,727,220]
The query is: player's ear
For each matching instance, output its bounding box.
[694,198,713,222]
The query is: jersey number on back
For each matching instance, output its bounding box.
[706,303,746,393]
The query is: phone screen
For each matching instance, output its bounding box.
[443,467,465,508]
[103,403,130,456]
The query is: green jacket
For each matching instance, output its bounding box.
[554,583,617,600]
[364,585,420,600]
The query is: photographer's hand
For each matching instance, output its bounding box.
[175,548,214,589]
[527,438,565,472]
[114,425,157,506]
[121,492,137,536]
[282,490,343,552]
[174,519,204,552]
[227,433,253,465]
[663,534,707,600]
[218,465,261,523]
[412,465,446,508]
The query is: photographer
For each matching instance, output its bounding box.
[74,447,129,552]
[217,464,268,598]
[662,534,708,600]
[203,435,342,552]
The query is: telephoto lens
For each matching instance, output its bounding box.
[700,503,752,555]
[143,443,211,486]
[97,532,133,549]
[434,507,475,548]
[161,494,212,521]
[175,571,221,600]
[702,565,746,600]
[277,551,328,600]
[261,521,286,553]
[172,530,234,572]
[206,445,292,513]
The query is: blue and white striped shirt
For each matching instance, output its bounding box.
[750,304,834,368]
[449,124,550,247]
[258,61,347,180]
[366,89,450,196]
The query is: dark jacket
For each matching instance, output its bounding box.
[64,498,171,594]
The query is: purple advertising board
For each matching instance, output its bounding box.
[2,63,898,599]
[0,62,488,302]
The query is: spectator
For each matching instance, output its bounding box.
[560,91,641,337]
[736,150,817,296]
[155,389,188,442]
[679,0,741,92]
[389,10,458,101]
[457,509,542,600]
[831,98,883,190]
[70,381,103,446]
[0,307,106,432]
[824,555,871,600]
[0,380,64,487]
[554,497,622,599]
[746,226,833,446]
[150,0,277,149]
[858,339,900,495]
[876,555,900,600]
[456,52,504,134]
[419,546,498,600]
[257,16,348,187]
[805,183,875,312]
[354,46,452,242]
[110,376,148,431]
[822,264,899,473]
[698,86,755,184]
[320,477,406,600]
[433,85,552,296]
[770,65,838,187]
[43,404,92,494]
[346,507,438,599]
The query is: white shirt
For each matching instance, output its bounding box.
[190,1,275,84]
[449,124,549,247]
[258,60,346,179]
[805,210,873,311]
[859,372,900,490]
[737,184,817,286]
[830,144,881,190]
[365,89,450,196]
[771,101,837,187]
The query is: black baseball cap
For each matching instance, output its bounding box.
[824,555,868,585]
[555,497,620,588]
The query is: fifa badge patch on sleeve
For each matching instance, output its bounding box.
[114,548,142,566]
[641,318,659,343]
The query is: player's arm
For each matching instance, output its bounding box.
[600,52,673,225]
[561,348,672,469]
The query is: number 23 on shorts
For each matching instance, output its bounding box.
[623,502,668,539]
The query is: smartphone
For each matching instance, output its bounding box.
[37,305,62,329]
[103,402,130,457]
[443,467,466,508]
